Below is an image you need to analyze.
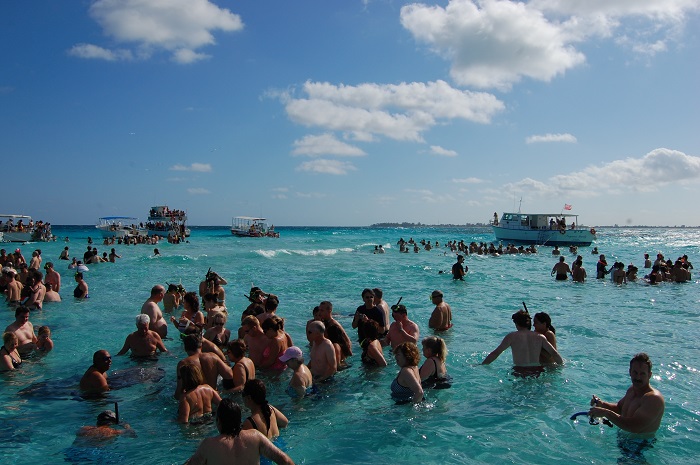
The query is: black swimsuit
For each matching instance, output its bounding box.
[1,346,22,369]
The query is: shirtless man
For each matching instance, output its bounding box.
[177,364,222,424]
[4,268,23,306]
[241,316,269,366]
[317,301,353,365]
[44,283,61,302]
[141,285,167,338]
[482,310,563,367]
[117,314,168,357]
[306,321,336,382]
[589,353,665,434]
[383,304,419,350]
[5,306,37,355]
[611,262,627,284]
[174,334,233,400]
[24,271,45,310]
[80,350,112,394]
[108,248,121,262]
[373,288,391,334]
[44,262,61,292]
[551,256,572,281]
[571,258,586,282]
[77,410,135,439]
[29,250,42,270]
[198,269,227,302]
[59,246,70,260]
[279,346,313,397]
[428,290,452,331]
[185,399,294,465]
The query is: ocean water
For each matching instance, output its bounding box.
[1,225,699,465]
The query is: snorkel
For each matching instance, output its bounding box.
[115,402,119,424]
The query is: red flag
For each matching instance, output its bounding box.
[564,204,572,210]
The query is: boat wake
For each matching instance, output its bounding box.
[254,247,354,258]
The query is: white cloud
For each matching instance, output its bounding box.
[401,0,585,91]
[292,134,366,157]
[67,43,133,61]
[169,163,212,172]
[452,177,485,184]
[72,0,243,63]
[400,0,699,91]
[187,187,211,195]
[503,148,700,198]
[430,145,458,157]
[296,159,357,175]
[272,187,289,193]
[284,80,504,142]
[296,192,327,199]
[526,133,577,144]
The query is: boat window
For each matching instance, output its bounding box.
[520,215,529,226]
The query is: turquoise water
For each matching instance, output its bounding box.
[1,226,699,464]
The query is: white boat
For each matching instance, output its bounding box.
[96,217,147,239]
[491,212,596,246]
[146,206,190,238]
[0,214,53,242]
[231,217,279,237]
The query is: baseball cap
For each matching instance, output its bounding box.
[278,346,303,362]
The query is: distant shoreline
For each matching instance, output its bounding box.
[51,224,699,229]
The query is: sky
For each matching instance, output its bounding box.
[1,0,699,227]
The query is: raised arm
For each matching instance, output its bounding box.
[482,335,511,365]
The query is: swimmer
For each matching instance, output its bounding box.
[36,326,54,352]
[43,262,61,292]
[383,303,419,350]
[177,364,222,424]
[317,301,353,367]
[551,256,572,281]
[76,409,135,439]
[225,339,255,394]
[306,321,336,381]
[174,334,233,400]
[482,310,563,368]
[533,312,557,364]
[589,353,665,434]
[4,306,37,355]
[117,314,167,357]
[391,342,424,404]
[241,379,289,439]
[428,290,452,331]
[59,246,70,260]
[185,399,294,465]
[419,336,450,389]
[141,285,167,338]
[73,272,89,299]
[80,350,112,394]
[279,346,314,398]
[1,332,22,371]
[451,255,467,280]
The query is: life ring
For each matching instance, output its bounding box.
[590,228,596,235]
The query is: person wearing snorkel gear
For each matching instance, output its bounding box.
[382,304,419,350]
[76,409,135,439]
[589,353,664,435]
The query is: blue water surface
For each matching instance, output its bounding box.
[1,225,699,464]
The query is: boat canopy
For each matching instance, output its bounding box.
[0,214,32,219]
[233,216,267,221]
[98,216,139,221]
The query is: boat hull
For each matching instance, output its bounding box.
[492,226,595,246]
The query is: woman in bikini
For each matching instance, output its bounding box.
[170,292,205,334]
[1,332,22,371]
[225,339,255,394]
[204,313,231,350]
[259,316,289,370]
[391,342,423,404]
[419,336,451,389]
[241,379,288,439]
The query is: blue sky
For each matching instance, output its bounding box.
[2,0,699,227]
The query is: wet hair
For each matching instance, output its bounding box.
[217,399,242,437]
[15,306,30,318]
[212,312,227,324]
[183,292,199,312]
[533,312,555,334]
[261,315,284,333]
[361,288,375,298]
[361,319,380,341]
[241,315,260,328]
[180,363,205,391]
[38,326,51,337]
[183,333,203,352]
[3,332,18,345]
[167,283,178,292]
[203,293,218,304]
[242,379,271,430]
[630,352,652,372]
[31,270,43,282]
[372,288,383,299]
[512,310,532,330]
[422,336,447,361]
[92,349,110,364]
[391,304,407,314]
[394,342,420,366]
[312,305,320,317]
[227,339,247,358]
[136,314,150,326]
[265,295,279,311]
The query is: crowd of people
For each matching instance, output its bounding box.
[0,237,675,464]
